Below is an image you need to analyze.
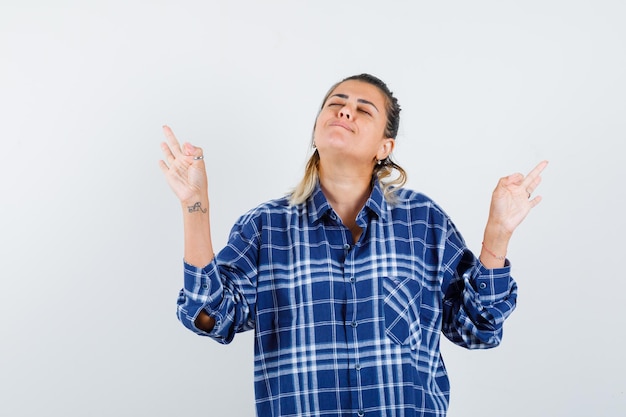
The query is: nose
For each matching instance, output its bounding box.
[338,104,352,120]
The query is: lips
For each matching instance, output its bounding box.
[329,121,354,132]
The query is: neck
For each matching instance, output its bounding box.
[318,161,373,228]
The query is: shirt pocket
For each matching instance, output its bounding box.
[382,276,422,350]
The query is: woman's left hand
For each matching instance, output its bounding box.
[487,160,549,236]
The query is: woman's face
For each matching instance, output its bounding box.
[313,80,394,168]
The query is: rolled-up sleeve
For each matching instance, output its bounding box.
[440,223,518,349]
[445,260,517,348]
[176,210,261,344]
[176,260,226,338]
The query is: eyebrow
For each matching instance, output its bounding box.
[329,93,379,113]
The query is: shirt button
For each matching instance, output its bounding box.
[343,243,351,250]
[357,411,364,417]
[479,282,487,290]
[351,321,358,328]
[355,363,361,370]
[350,277,356,284]
[202,284,209,289]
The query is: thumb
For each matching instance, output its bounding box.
[503,172,524,187]
[183,142,205,162]
[183,142,196,156]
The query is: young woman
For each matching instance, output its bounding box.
[159,73,548,417]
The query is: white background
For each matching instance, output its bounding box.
[1,1,624,416]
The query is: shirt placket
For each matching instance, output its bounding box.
[344,241,367,417]
[346,218,371,417]
[327,209,367,417]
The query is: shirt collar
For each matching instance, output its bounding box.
[307,182,333,223]
[307,179,388,223]
[365,180,387,221]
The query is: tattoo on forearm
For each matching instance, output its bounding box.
[187,202,207,213]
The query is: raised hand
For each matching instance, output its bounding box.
[487,160,549,236]
[158,125,208,203]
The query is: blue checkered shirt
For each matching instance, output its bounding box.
[177,181,517,417]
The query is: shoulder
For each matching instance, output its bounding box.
[390,187,452,224]
[234,195,294,226]
[393,187,444,211]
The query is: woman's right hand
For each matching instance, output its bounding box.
[158,125,208,203]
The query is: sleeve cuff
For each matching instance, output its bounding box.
[178,259,224,336]
[472,259,514,301]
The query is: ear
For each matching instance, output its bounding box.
[377,138,395,161]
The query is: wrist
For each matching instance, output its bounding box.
[481,241,506,261]
[481,225,511,266]
[181,196,210,214]
[483,221,513,243]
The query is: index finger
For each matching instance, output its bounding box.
[525,160,549,182]
[162,125,183,156]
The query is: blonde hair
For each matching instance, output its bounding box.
[289,74,407,206]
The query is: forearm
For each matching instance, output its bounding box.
[479,223,512,269]
[181,195,215,268]
[181,196,216,332]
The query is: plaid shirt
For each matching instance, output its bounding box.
[177,181,517,417]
